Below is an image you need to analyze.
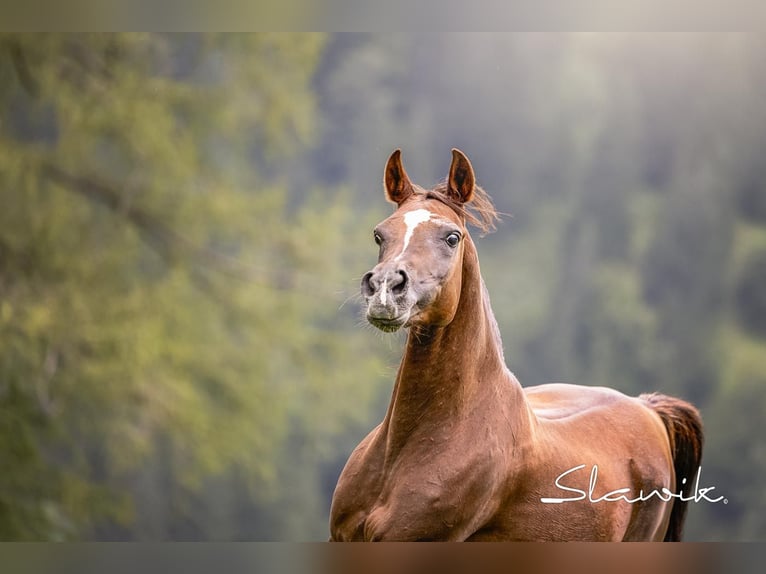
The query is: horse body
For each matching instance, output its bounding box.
[329,149,702,541]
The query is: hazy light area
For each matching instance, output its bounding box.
[3,1,766,30]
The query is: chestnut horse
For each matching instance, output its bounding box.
[329,149,704,541]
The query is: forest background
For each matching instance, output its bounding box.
[1,33,765,541]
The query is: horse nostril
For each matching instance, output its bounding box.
[391,270,408,295]
[361,272,376,297]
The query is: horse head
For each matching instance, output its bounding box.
[361,148,479,333]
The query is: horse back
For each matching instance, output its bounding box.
[482,383,677,541]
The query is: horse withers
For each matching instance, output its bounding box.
[329,149,703,541]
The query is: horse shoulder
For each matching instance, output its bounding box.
[329,424,385,540]
[360,418,513,541]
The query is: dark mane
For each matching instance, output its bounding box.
[420,181,500,235]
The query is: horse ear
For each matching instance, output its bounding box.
[447,148,475,204]
[384,149,414,205]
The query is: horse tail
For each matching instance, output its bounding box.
[640,392,704,542]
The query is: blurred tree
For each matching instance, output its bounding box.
[0,33,389,540]
[736,251,766,339]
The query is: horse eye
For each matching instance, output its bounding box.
[374,232,383,246]
[446,232,461,248]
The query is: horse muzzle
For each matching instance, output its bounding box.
[361,266,412,332]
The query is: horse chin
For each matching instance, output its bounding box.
[369,297,436,333]
[366,305,410,333]
[368,315,407,333]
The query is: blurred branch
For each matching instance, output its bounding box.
[41,163,266,285]
[5,40,39,97]
[58,40,115,93]
[34,345,59,418]
[67,40,114,81]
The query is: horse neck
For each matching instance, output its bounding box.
[382,236,531,455]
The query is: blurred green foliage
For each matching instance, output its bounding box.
[1,33,765,541]
[0,33,389,540]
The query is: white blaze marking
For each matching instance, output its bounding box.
[380,279,388,305]
[396,209,432,261]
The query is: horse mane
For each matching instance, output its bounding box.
[420,181,500,236]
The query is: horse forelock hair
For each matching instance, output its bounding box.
[414,181,500,236]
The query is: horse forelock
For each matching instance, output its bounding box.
[421,181,500,236]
